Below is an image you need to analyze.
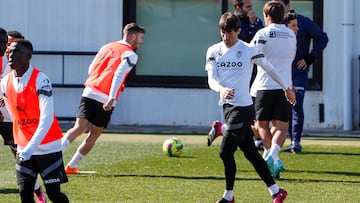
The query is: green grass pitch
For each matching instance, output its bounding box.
[1,134,360,202]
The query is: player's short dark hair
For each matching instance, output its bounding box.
[8,30,25,39]
[123,22,145,35]
[263,1,285,24]
[0,27,8,45]
[0,27,7,35]
[14,39,33,53]
[219,12,241,33]
[283,12,297,26]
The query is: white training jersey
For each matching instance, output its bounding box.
[250,23,296,92]
[205,40,289,107]
[0,63,13,122]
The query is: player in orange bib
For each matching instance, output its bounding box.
[61,22,145,174]
[1,39,69,203]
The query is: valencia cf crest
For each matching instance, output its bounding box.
[236,51,242,58]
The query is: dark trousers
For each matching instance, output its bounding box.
[220,104,275,190]
[289,90,305,143]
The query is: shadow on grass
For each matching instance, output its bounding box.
[300,151,360,156]
[94,172,360,184]
[0,188,18,194]
[285,169,360,177]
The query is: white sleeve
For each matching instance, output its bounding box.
[20,73,54,158]
[252,55,290,89]
[205,47,222,92]
[108,50,138,100]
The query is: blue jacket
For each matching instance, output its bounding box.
[293,14,329,88]
[237,15,263,43]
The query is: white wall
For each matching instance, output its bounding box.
[1,0,360,130]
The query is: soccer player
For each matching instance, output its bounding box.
[0,30,48,203]
[249,1,297,179]
[205,11,293,203]
[61,22,145,174]
[1,39,69,203]
[276,0,329,154]
[209,0,265,150]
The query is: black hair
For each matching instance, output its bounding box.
[0,27,7,35]
[219,12,241,33]
[8,30,25,39]
[283,12,297,26]
[14,39,33,53]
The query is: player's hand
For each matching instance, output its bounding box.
[17,150,32,162]
[220,87,235,100]
[284,88,296,106]
[103,99,115,111]
[296,59,307,70]
[247,10,257,24]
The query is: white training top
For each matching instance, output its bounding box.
[205,40,290,107]
[0,66,61,157]
[250,23,296,94]
[0,63,13,122]
[82,40,138,106]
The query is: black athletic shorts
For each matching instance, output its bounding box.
[0,122,14,145]
[77,97,113,128]
[16,151,68,185]
[254,89,291,122]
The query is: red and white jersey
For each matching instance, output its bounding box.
[250,23,296,92]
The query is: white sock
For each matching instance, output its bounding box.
[270,144,281,162]
[268,184,280,196]
[34,180,41,190]
[223,189,234,201]
[67,151,84,168]
[61,138,70,152]
[263,148,270,159]
[221,124,227,135]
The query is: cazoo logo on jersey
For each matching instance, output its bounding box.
[217,61,243,69]
[16,118,39,126]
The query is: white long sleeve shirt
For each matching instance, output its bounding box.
[250,23,296,94]
[205,40,290,107]
[0,63,13,122]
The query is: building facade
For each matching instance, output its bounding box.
[0,0,359,131]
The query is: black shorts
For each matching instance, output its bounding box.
[77,97,113,128]
[16,151,68,185]
[220,104,255,153]
[254,89,291,122]
[0,122,15,146]
[222,104,254,137]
